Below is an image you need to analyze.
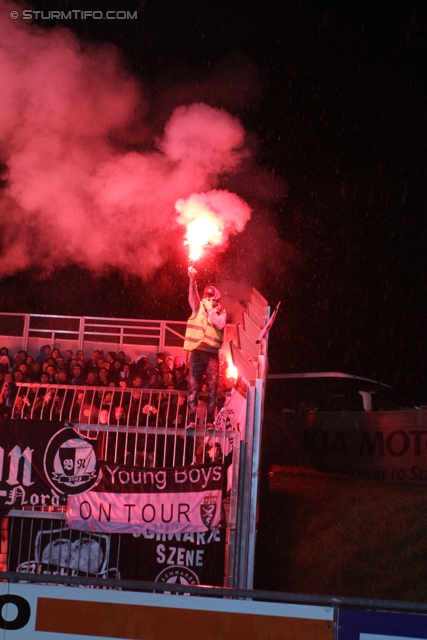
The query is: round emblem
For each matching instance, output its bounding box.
[156,566,199,587]
[43,427,100,495]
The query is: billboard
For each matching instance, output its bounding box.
[265,410,427,482]
[0,582,334,640]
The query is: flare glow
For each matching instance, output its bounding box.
[177,202,224,261]
[175,190,252,262]
[226,355,238,380]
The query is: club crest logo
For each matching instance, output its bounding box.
[156,566,199,587]
[200,493,217,529]
[44,427,100,495]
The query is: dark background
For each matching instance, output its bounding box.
[1,0,426,403]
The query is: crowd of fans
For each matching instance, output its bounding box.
[0,345,190,389]
[0,345,234,432]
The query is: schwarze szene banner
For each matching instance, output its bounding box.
[8,516,226,587]
[66,461,224,535]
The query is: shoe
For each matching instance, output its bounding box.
[186,422,196,430]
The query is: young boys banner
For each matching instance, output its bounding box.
[66,462,224,535]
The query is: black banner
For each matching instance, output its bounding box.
[8,516,226,587]
[119,529,226,587]
[0,419,103,508]
[0,419,77,508]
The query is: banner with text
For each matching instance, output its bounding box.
[265,410,427,482]
[8,516,225,587]
[66,462,224,535]
[0,419,101,509]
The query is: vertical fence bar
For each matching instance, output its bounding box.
[22,314,31,353]
[78,317,85,351]
[159,321,166,353]
[246,377,263,589]
[233,382,257,589]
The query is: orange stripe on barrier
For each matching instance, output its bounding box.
[36,598,333,640]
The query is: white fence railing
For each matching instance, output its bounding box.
[9,383,233,468]
[0,312,236,364]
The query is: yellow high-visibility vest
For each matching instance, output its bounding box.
[184,302,223,351]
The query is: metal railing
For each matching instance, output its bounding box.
[2,568,427,614]
[9,382,235,469]
[0,312,235,361]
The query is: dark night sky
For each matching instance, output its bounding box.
[1,0,427,402]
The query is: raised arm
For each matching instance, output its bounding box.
[188,267,201,314]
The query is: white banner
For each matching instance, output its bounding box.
[66,462,223,535]
[67,489,222,534]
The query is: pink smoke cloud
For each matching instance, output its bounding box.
[0,1,254,277]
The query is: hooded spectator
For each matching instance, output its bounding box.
[36,345,51,364]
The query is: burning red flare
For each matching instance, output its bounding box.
[176,197,223,261]
[226,355,238,381]
[175,190,252,262]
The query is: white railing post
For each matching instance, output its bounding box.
[78,317,85,351]
[23,314,31,352]
[159,321,166,353]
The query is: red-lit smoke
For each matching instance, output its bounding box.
[0,2,252,277]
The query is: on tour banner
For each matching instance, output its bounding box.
[66,461,224,535]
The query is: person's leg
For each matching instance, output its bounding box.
[187,350,203,426]
[205,352,219,425]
